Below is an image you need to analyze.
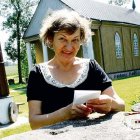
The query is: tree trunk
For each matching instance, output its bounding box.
[17,11,23,83]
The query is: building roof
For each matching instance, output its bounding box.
[23,0,140,41]
[23,0,67,41]
[61,0,140,24]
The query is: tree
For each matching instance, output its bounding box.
[108,0,130,6]
[0,0,39,83]
[132,0,136,10]
[20,41,36,82]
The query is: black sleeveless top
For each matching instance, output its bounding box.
[26,59,112,114]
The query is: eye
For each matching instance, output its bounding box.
[59,37,66,41]
[59,37,64,40]
[72,38,80,43]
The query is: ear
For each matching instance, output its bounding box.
[49,39,53,44]
[45,38,53,48]
[47,37,53,44]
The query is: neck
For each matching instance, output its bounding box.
[52,57,76,71]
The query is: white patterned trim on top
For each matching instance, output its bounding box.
[39,59,90,88]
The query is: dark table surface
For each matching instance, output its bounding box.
[2,112,140,140]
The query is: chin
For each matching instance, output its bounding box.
[62,54,74,59]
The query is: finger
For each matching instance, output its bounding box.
[76,104,92,112]
[87,98,111,105]
[87,99,100,104]
[86,103,107,111]
[92,104,111,114]
[72,105,85,114]
[71,109,87,118]
[86,104,95,110]
[72,106,92,117]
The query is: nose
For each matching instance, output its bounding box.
[65,42,73,50]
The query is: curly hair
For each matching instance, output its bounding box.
[40,9,91,48]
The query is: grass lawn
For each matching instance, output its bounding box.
[113,76,140,111]
[5,65,18,77]
[0,75,140,139]
[9,83,28,117]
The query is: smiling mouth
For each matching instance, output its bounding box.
[62,51,72,54]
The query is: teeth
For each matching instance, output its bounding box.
[63,51,71,54]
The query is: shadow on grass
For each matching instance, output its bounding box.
[9,83,26,89]
[9,83,27,95]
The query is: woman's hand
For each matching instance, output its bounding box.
[63,104,92,120]
[86,95,112,114]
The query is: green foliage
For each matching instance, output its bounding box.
[3,13,18,29]
[4,36,18,62]
[2,2,34,62]
[0,0,39,83]
[20,41,29,79]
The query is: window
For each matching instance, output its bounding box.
[133,33,139,56]
[115,32,123,59]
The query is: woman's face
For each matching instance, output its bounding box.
[52,28,81,63]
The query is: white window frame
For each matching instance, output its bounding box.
[133,33,139,56]
[114,32,123,59]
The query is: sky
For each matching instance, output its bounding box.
[0,0,140,60]
[0,17,9,60]
[96,0,140,13]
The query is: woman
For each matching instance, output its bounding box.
[27,9,125,129]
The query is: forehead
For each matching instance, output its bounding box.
[55,28,80,37]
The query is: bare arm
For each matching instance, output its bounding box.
[28,100,68,129]
[28,100,92,129]
[102,86,125,112]
[87,86,125,114]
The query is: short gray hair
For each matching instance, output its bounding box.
[40,9,91,47]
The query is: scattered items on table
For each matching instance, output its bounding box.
[123,103,140,130]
